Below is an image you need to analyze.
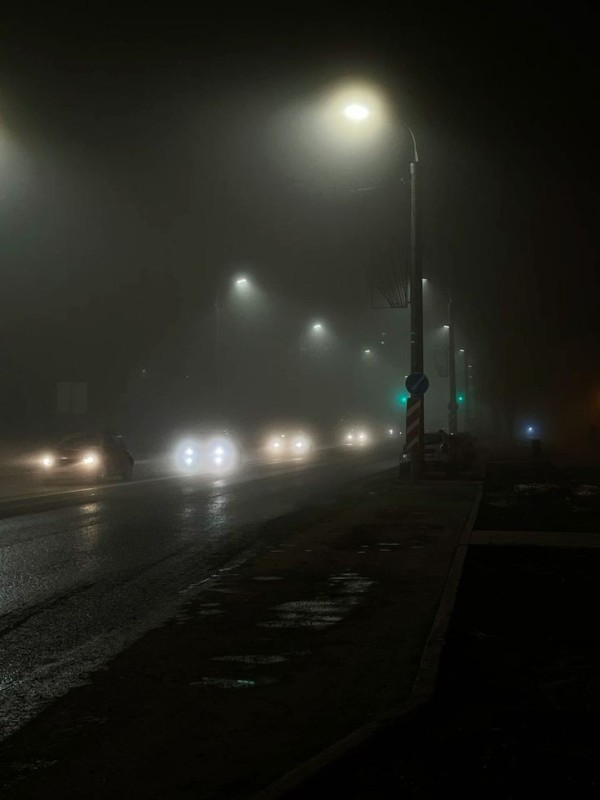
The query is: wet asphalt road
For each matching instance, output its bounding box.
[0,445,398,739]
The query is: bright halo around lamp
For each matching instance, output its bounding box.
[291,433,312,458]
[174,439,202,473]
[205,436,240,475]
[344,102,370,121]
[265,433,286,458]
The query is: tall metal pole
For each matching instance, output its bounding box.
[462,349,470,431]
[215,294,221,412]
[448,294,458,434]
[408,130,424,479]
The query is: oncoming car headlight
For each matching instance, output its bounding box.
[41,454,55,468]
[207,437,239,473]
[81,452,99,466]
[174,440,202,472]
[290,434,312,457]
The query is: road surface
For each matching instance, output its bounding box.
[0,445,399,739]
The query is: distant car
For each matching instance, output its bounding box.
[40,432,134,483]
[174,430,242,475]
[343,428,371,447]
[264,431,314,459]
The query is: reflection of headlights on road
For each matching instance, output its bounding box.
[81,453,98,466]
[41,454,55,468]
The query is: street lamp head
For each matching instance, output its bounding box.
[343,102,370,122]
[364,348,371,354]
[443,325,450,330]
[459,348,465,353]
[312,322,323,332]
[235,277,248,287]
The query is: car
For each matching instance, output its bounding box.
[174,430,242,475]
[402,431,477,474]
[40,432,134,483]
[343,427,371,447]
[264,430,314,460]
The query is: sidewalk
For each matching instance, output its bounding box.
[271,459,600,799]
[0,471,478,799]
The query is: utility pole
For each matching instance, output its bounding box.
[215,294,221,413]
[409,142,424,479]
[448,294,458,434]
[462,348,470,431]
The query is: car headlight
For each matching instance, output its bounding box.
[346,434,353,441]
[41,454,55,468]
[358,432,366,441]
[81,452,98,466]
[175,440,202,471]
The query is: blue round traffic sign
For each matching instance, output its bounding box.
[405,372,430,396]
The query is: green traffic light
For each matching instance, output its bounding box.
[458,394,465,404]
[394,391,409,408]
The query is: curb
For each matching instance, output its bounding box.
[252,485,483,800]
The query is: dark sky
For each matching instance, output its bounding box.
[0,10,598,441]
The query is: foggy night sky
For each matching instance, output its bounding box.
[0,11,597,442]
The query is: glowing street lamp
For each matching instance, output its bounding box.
[343,102,370,122]
[215,274,253,409]
[334,82,423,476]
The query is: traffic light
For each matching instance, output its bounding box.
[395,391,409,408]
[457,394,465,404]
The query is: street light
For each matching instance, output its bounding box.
[343,103,370,122]
[335,85,423,477]
[215,274,253,410]
[312,322,324,332]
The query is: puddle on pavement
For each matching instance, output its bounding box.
[191,676,277,689]
[211,654,287,665]
[260,572,374,630]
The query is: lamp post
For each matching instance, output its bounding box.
[214,275,250,412]
[342,102,424,478]
[447,295,458,434]
[406,124,424,477]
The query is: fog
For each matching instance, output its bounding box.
[0,17,597,453]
